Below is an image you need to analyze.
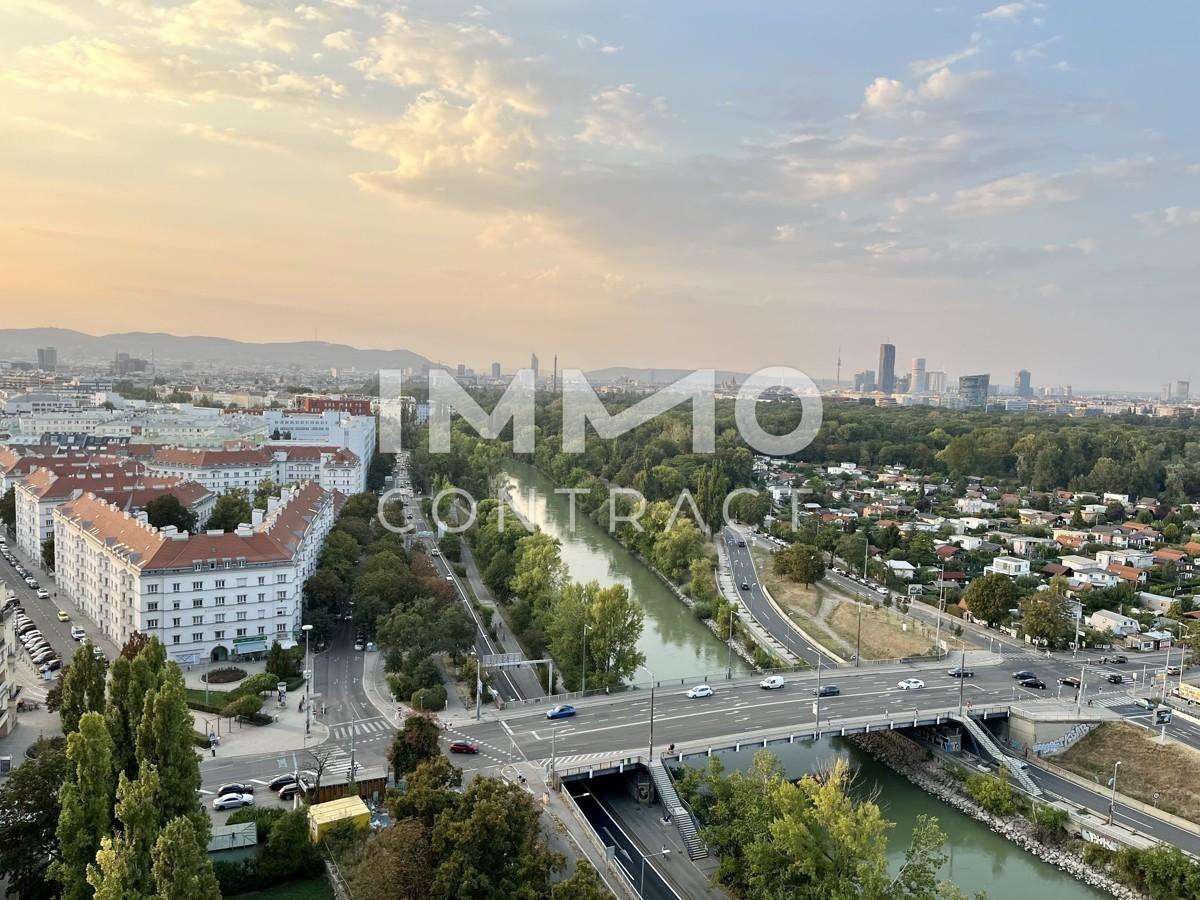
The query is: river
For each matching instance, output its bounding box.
[710,739,1104,900]
[503,462,1102,899]
[501,462,752,682]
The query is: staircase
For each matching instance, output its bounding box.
[648,758,708,860]
[952,713,1043,798]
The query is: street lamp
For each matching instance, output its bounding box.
[640,847,671,897]
[302,624,313,737]
[1107,760,1122,825]
[726,607,734,680]
[582,623,589,694]
[640,665,656,761]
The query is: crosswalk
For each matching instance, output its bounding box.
[329,717,393,741]
[321,748,362,779]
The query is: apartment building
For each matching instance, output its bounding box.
[53,481,335,665]
[0,599,14,737]
[146,444,364,496]
[14,464,214,560]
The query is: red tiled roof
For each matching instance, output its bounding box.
[151,447,272,469]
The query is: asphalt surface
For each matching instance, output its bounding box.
[722,526,840,668]
[566,783,678,900]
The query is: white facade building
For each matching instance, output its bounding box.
[54,481,335,665]
[146,444,365,496]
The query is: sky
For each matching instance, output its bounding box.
[0,1,1197,390]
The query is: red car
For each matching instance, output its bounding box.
[449,741,479,754]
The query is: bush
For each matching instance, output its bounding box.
[965,773,1014,816]
[1031,805,1069,844]
[233,672,280,698]
[225,805,285,841]
[1082,842,1113,869]
[411,684,447,711]
[191,730,212,750]
[752,647,778,669]
[692,600,714,621]
[219,694,264,719]
[213,810,323,895]
[203,666,247,684]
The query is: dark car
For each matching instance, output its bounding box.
[216,782,255,797]
[1012,670,1036,680]
[740,582,750,590]
[1059,676,1081,688]
[1107,673,1125,685]
[277,779,310,800]
[1102,655,1128,665]
[267,773,298,791]
[1019,677,1046,689]
[946,668,975,678]
[449,741,480,754]
[813,684,840,697]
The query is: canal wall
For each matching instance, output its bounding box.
[849,732,1145,899]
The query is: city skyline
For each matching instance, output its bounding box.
[0,3,1197,387]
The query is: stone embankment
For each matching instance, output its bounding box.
[850,732,1144,900]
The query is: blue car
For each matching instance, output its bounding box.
[546,704,577,720]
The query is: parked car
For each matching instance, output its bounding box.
[759,676,786,690]
[449,741,480,754]
[33,650,55,665]
[897,678,925,691]
[946,668,975,678]
[56,610,69,621]
[40,659,62,674]
[1018,677,1046,690]
[1011,670,1036,680]
[545,704,577,720]
[813,684,840,697]
[1058,676,1081,688]
[277,780,310,800]
[686,684,714,699]
[267,773,298,791]
[353,639,364,651]
[212,793,255,811]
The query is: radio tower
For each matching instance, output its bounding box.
[835,346,842,388]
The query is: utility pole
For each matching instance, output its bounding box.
[302,623,313,736]
[475,655,482,721]
[815,656,823,727]
[1107,760,1122,825]
[640,665,656,760]
[958,648,966,716]
[1076,663,1087,715]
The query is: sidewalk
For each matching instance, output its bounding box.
[181,662,328,759]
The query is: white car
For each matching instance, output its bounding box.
[71,626,86,641]
[212,792,255,811]
[897,678,925,691]
[759,675,786,690]
[686,684,714,699]
[36,589,49,599]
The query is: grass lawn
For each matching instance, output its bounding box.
[754,549,821,616]
[231,877,334,900]
[1054,721,1200,824]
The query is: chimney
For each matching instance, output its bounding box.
[252,508,264,528]
[235,523,253,537]
[136,510,149,524]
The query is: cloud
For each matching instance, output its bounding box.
[293,4,327,22]
[322,29,357,51]
[576,84,668,150]
[859,67,988,115]
[909,35,981,77]
[862,77,908,113]
[947,172,1075,216]
[110,0,303,54]
[7,114,99,142]
[1070,237,1097,255]
[180,122,285,151]
[6,37,345,105]
[577,34,622,54]
[2,0,91,26]
[1012,35,1061,64]
[1135,207,1200,229]
[978,2,1043,23]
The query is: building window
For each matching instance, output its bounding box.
[192,599,203,608]
[214,596,225,606]
[214,630,225,639]
[257,593,265,602]
[146,618,158,629]
[192,632,203,642]
[257,626,266,635]
[172,635,181,644]
[276,574,287,584]
[215,613,225,623]
[147,601,159,612]
[171,583,181,592]
[215,579,225,588]
[147,584,159,594]
[276,590,287,600]
[276,608,286,617]
[276,623,287,633]
[192,581,203,591]
[257,576,266,585]
[172,617,181,628]
[236,628,246,637]
[236,594,247,604]
[192,616,203,625]
[236,611,247,621]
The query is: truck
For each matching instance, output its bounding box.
[1171,681,1200,705]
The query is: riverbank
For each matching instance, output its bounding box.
[849,732,1141,899]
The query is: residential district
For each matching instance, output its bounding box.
[3,344,1200,900]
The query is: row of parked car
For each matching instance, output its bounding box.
[210,770,332,810]
[1,540,50,600]
[12,606,64,675]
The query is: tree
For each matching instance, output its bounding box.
[42,536,55,570]
[775,543,827,586]
[387,755,462,827]
[965,773,1014,816]
[547,581,645,692]
[208,490,252,532]
[252,479,279,510]
[144,494,198,534]
[259,809,323,883]
[390,714,441,778]
[87,768,160,900]
[962,573,1017,625]
[265,641,300,679]
[551,863,611,899]
[0,739,71,900]
[509,532,567,623]
[1019,589,1076,647]
[353,819,434,900]
[135,666,206,838]
[59,640,108,735]
[53,712,115,900]
[837,533,869,574]
[151,816,221,900]
[0,485,14,529]
[430,777,564,899]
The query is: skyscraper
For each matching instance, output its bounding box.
[491,362,502,379]
[36,346,57,371]
[925,370,947,394]
[853,370,876,393]
[530,353,539,382]
[877,344,896,394]
[910,358,926,393]
[959,374,991,410]
[1014,369,1032,398]
[1177,380,1191,402]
